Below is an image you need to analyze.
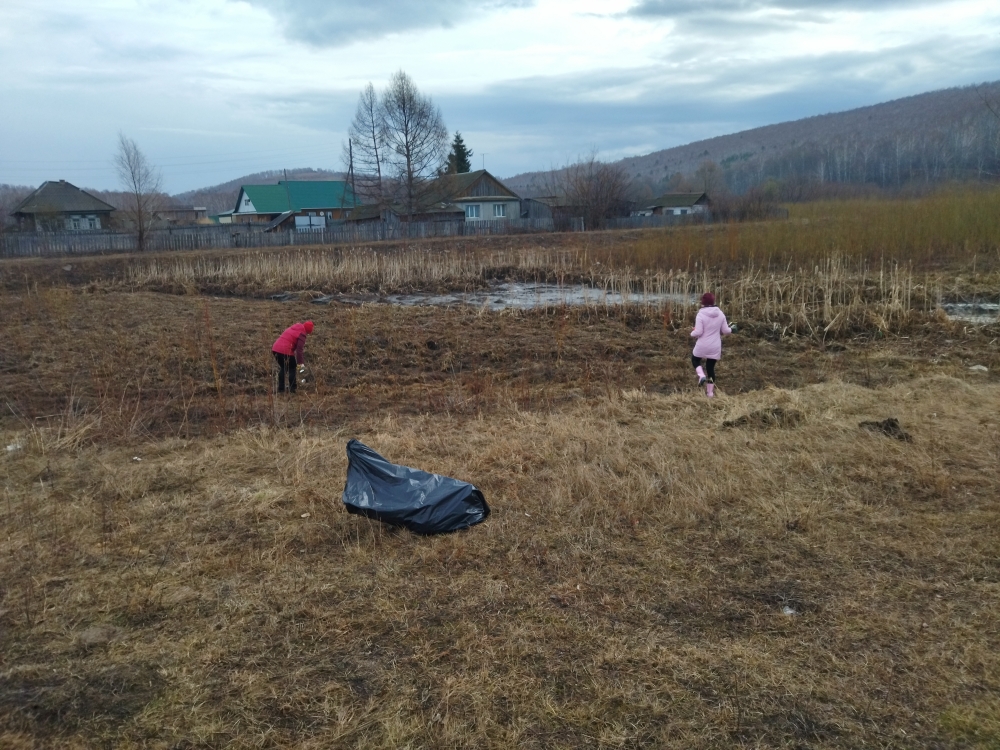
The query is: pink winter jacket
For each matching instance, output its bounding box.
[272,323,308,365]
[691,306,731,360]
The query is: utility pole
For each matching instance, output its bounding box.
[349,140,357,208]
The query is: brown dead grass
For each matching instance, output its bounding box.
[2,374,999,748]
[2,213,1000,747]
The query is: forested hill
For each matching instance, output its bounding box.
[504,81,1000,199]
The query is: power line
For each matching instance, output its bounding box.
[0,143,342,167]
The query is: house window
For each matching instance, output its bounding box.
[493,203,506,218]
[87,217,97,229]
[465,204,481,219]
[244,198,251,207]
[71,217,81,230]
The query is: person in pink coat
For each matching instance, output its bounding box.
[272,320,314,393]
[690,292,733,398]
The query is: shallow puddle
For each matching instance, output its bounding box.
[312,282,693,310]
[940,302,1000,325]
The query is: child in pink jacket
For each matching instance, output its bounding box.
[272,320,313,393]
[690,292,733,398]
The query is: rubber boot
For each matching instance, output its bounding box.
[706,383,715,398]
[696,365,706,385]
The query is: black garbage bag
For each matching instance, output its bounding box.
[342,439,490,535]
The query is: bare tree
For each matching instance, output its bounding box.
[344,82,386,206]
[0,183,34,233]
[560,153,633,230]
[693,159,726,196]
[380,71,448,220]
[114,132,163,251]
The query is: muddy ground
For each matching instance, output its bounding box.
[1,288,997,439]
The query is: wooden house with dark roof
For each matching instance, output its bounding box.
[343,202,464,225]
[635,192,711,217]
[10,180,116,231]
[344,170,520,225]
[431,170,520,221]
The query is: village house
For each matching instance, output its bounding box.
[433,170,520,221]
[231,181,357,231]
[343,203,465,225]
[634,192,711,217]
[9,180,116,231]
[343,170,520,226]
[520,195,586,231]
[345,170,520,225]
[154,206,209,226]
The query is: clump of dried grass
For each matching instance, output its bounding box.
[2,376,998,748]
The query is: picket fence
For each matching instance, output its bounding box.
[0,217,558,258]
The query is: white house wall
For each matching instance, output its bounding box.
[458,199,520,221]
[234,191,257,215]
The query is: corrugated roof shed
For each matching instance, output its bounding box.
[647,192,709,209]
[11,180,117,216]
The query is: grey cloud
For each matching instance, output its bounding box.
[240,0,534,46]
[629,0,937,17]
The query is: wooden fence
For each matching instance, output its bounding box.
[0,218,558,258]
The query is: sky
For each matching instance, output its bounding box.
[1,0,999,194]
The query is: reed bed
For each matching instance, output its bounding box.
[615,187,1000,271]
[127,246,585,293]
[123,246,982,336]
[105,189,1000,336]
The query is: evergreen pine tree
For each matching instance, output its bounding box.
[446,131,473,173]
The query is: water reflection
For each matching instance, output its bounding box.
[382,283,692,310]
[940,303,1000,325]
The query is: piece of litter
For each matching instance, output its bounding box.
[524,512,531,517]
[782,606,798,616]
[6,443,23,453]
[300,512,310,518]
[968,365,989,373]
[132,456,142,462]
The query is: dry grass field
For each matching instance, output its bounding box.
[2,194,1000,748]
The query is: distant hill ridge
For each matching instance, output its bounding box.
[503,81,1000,198]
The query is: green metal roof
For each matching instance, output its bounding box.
[236,181,356,214]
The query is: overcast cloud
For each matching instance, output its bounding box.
[243,0,536,46]
[0,0,997,193]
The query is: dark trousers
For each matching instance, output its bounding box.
[274,352,296,393]
[692,355,717,383]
